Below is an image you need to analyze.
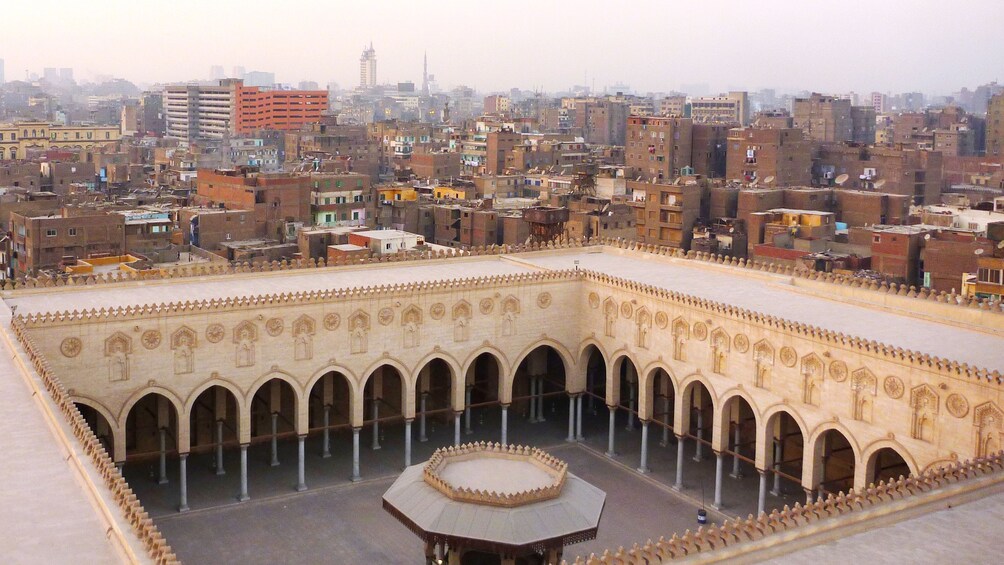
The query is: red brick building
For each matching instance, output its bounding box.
[234,87,328,134]
[194,167,312,240]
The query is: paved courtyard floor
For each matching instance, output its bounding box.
[145,399,807,563]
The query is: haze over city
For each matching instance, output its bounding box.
[3,0,1003,93]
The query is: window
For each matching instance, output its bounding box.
[978,268,1003,285]
[872,234,881,244]
[68,228,77,236]
[46,229,57,237]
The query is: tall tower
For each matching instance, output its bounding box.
[422,52,429,96]
[360,43,377,89]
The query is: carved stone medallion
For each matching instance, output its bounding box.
[655,311,669,329]
[430,303,446,320]
[536,292,552,309]
[946,393,969,418]
[693,322,708,341]
[265,318,284,336]
[828,360,848,382]
[60,337,82,358]
[779,346,797,367]
[206,324,225,343]
[378,308,394,326]
[479,298,494,315]
[141,330,161,349]
[588,292,600,309]
[620,302,633,319]
[883,376,905,399]
[733,333,750,353]
[323,313,341,331]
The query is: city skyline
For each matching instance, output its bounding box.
[1,0,1003,95]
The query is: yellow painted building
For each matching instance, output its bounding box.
[0,121,121,159]
[433,186,467,200]
[378,187,418,203]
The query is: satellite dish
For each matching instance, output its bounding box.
[763,175,775,185]
[924,233,931,240]
[835,174,849,186]
[998,240,1004,249]
[874,179,887,189]
[975,248,985,255]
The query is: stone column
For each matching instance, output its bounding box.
[660,395,670,447]
[536,377,545,422]
[296,435,307,492]
[371,398,381,450]
[638,421,650,474]
[693,409,704,462]
[158,428,168,484]
[351,427,361,482]
[178,453,189,512]
[528,378,538,423]
[404,419,413,467]
[605,406,617,457]
[419,392,428,442]
[566,395,576,442]
[215,420,226,476]
[771,440,783,496]
[453,412,461,446]
[626,380,636,431]
[238,443,249,502]
[464,386,473,435]
[270,412,280,467]
[730,424,742,478]
[805,488,815,505]
[713,452,724,508]
[321,405,331,458]
[757,469,768,516]
[575,395,584,441]
[500,405,509,445]
[674,435,685,490]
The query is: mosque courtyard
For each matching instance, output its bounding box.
[146,401,802,563]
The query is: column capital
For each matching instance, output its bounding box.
[297,434,308,440]
[240,442,250,449]
[404,418,414,423]
[500,403,510,409]
[756,468,767,476]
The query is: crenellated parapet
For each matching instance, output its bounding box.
[8,317,179,564]
[565,451,1004,564]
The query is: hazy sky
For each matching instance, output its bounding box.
[2,0,1002,95]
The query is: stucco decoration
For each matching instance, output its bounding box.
[910,384,940,442]
[141,330,161,350]
[500,296,520,337]
[292,315,315,361]
[655,311,669,329]
[170,326,197,375]
[829,360,848,382]
[452,300,472,342]
[402,305,423,348]
[430,303,446,320]
[323,313,340,331]
[779,346,797,367]
[603,298,618,338]
[378,307,394,326]
[733,333,749,353]
[60,337,82,358]
[265,317,284,336]
[536,292,552,309]
[620,301,633,319]
[233,320,257,368]
[635,307,652,349]
[710,328,730,374]
[884,376,905,399]
[349,310,370,354]
[850,368,877,422]
[946,393,969,419]
[105,332,132,382]
[693,322,708,341]
[973,402,1004,457]
[206,324,225,343]
[588,292,600,309]
[671,317,689,361]
[753,340,774,389]
[800,353,824,406]
[479,298,494,315]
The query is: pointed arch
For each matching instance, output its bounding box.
[182,377,248,417]
[117,386,185,427]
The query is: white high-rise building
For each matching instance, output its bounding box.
[359,43,377,89]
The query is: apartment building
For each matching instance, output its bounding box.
[725,127,813,187]
[165,79,327,141]
[625,116,694,183]
[689,91,749,126]
[8,210,126,277]
[0,121,120,159]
